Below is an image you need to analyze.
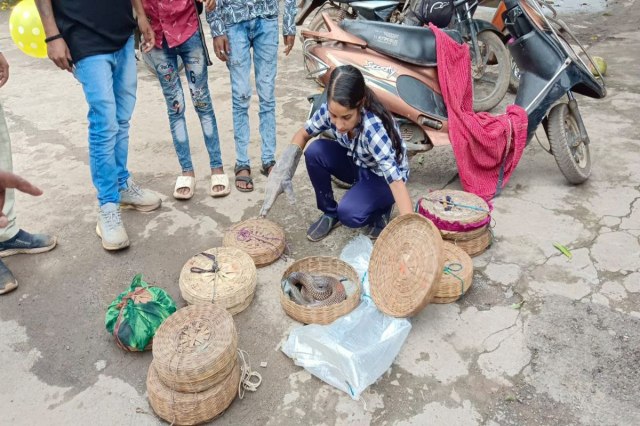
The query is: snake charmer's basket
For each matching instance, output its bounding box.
[280,257,361,325]
[147,360,240,426]
[369,214,444,317]
[417,190,492,257]
[151,304,238,393]
[223,218,286,267]
[433,243,474,304]
[179,247,257,315]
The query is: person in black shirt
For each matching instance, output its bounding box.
[35,0,163,251]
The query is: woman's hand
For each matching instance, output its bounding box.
[389,180,413,216]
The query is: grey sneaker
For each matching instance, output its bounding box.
[119,178,162,212]
[0,259,17,295]
[96,203,130,251]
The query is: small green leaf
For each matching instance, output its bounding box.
[553,242,573,260]
[511,300,525,310]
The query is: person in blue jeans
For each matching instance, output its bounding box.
[36,0,162,251]
[207,0,297,192]
[143,0,229,199]
[260,65,413,241]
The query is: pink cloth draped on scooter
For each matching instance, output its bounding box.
[430,24,528,201]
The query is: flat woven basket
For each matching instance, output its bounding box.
[147,360,240,426]
[453,227,493,257]
[223,218,286,267]
[369,214,444,317]
[152,304,238,393]
[280,256,361,325]
[417,190,490,231]
[179,247,257,315]
[433,243,474,304]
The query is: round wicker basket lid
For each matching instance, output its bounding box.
[152,304,237,389]
[433,242,474,303]
[418,190,490,228]
[223,218,285,267]
[179,247,257,314]
[369,213,444,317]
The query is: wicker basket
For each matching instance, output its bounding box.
[452,227,492,257]
[369,214,444,317]
[417,190,490,232]
[441,224,489,242]
[152,304,238,393]
[433,243,474,304]
[223,218,286,267]
[179,247,257,315]
[280,257,361,325]
[147,360,240,426]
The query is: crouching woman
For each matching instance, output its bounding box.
[260,65,413,241]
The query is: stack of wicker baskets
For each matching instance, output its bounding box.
[147,304,240,425]
[224,218,286,267]
[280,256,361,325]
[179,247,257,315]
[369,213,445,317]
[417,190,492,257]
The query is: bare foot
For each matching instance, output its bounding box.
[178,171,195,196]
[211,167,226,193]
[235,169,253,191]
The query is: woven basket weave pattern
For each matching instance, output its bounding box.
[433,243,474,303]
[223,218,286,267]
[280,256,361,325]
[152,304,238,393]
[418,190,490,226]
[452,228,492,257]
[147,360,240,425]
[179,247,257,315]
[369,214,444,317]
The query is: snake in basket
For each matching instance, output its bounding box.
[284,272,347,307]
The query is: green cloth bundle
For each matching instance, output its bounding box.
[105,274,177,352]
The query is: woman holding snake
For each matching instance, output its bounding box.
[260,65,413,241]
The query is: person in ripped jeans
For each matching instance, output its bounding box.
[206,0,297,192]
[143,0,230,199]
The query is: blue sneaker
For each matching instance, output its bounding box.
[0,229,57,258]
[0,259,17,295]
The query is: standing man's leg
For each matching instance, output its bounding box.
[0,102,56,295]
[75,53,130,250]
[226,21,254,191]
[115,36,161,211]
[180,32,228,196]
[253,16,279,176]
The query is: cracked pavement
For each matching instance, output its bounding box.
[1,1,639,425]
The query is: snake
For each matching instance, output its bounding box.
[285,271,347,307]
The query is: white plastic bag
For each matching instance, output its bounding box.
[281,236,412,399]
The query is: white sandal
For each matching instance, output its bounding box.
[210,173,231,197]
[173,175,195,200]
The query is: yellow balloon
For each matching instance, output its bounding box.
[9,0,47,59]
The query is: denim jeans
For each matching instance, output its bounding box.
[226,16,279,168]
[147,31,223,172]
[305,139,395,228]
[74,36,135,206]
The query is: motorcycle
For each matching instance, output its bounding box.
[302,0,606,184]
[301,0,511,112]
[297,0,410,31]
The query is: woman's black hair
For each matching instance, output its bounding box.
[327,65,404,164]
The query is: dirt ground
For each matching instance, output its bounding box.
[0,1,639,425]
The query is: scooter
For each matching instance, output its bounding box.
[302,0,605,184]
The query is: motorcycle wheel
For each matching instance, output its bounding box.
[470,31,510,112]
[308,5,347,32]
[547,102,591,184]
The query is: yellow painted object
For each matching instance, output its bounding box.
[9,0,47,59]
[588,56,607,76]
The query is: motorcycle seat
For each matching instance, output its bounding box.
[341,20,462,67]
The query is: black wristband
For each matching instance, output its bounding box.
[45,34,63,43]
